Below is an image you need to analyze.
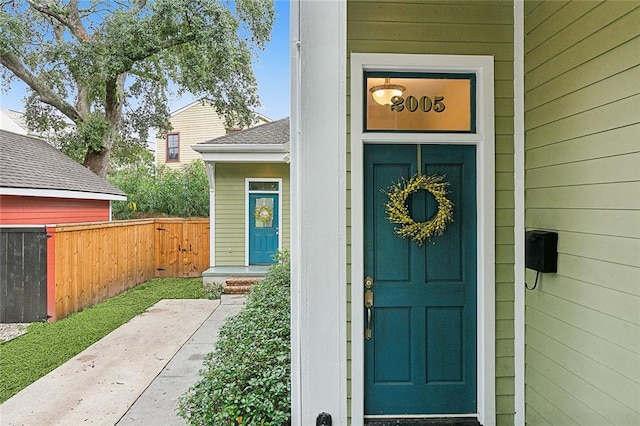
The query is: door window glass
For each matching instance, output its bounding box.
[254,198,274,228]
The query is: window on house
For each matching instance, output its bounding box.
[249,181,279,191]
[167,133,179,162]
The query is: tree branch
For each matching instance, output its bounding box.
[26,0,91,42]
[114,36,193,76]
[105,73,126,128]
[131,0,147,14]
[0,52,83,123]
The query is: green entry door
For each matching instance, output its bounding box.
[364,144,477,415]
[249,193,279,265]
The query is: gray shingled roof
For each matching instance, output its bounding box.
[201,117,289,145]
[0,129,125,197]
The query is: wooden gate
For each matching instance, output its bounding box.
[154,219,209,278]
[0,227,48,322]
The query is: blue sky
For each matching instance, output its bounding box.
[0,1,290,121]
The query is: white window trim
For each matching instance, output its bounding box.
[166,132,180,163]
[244,178,283,266]
[350,53,496,425]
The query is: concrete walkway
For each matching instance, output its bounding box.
[0,296,245,426]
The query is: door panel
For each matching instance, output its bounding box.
[364,144,477,415]
[426,306,463,382]
[249,194,279,265]
[374,307,412,383]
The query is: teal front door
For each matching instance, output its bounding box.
[364,144,477,415]
[249,193,279,265]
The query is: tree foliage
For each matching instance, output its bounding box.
[108,160,209,219]
[0,0,274,177]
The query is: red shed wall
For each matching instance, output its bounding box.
[0,195,111,225]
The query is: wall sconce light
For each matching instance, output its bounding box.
[369,78,406,105]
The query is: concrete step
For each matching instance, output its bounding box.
[225,276,263,286]
[223,276,263,295]
[223,285,253,295]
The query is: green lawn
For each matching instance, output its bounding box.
[0,277,217,403]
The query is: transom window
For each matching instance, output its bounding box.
[249,181,279,191]
[167,133,179,161]
[364,71,476,133]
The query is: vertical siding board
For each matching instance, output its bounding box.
[0,231,7,321]
[20,233,33,319]
[8,233,23,321]
[0,229,48,322]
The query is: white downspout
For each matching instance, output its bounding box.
[514,1,526,424]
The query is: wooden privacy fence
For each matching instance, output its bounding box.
[46,218,209,321]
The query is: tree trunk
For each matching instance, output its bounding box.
[84,74,125,178]
[83,147,111,179]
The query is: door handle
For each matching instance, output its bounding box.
[364,276,374,340]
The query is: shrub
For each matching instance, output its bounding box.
[179,253,291,426]
[108,160,209,219]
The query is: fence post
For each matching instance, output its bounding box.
[46,225,56,322]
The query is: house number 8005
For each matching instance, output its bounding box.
[390,95,446,113]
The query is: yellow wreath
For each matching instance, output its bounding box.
[254,205,273,224]
[385,173,454,246]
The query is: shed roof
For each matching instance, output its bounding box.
[0,129,125,199]
[200,117,289,145]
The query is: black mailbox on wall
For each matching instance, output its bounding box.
[525,230,558,273]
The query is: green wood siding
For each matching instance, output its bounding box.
[347,1,515,423]
[215,163,290,266]
[524,1,640,424]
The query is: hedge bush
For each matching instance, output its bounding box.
[108,160,209,219]
[179,253,291,425]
